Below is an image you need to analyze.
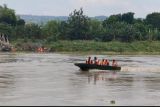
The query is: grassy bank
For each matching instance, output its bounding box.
[11,40,160,55]
[46,40,160,54]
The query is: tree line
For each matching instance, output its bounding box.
[1,4,160,43]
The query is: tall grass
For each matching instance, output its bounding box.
[46,40,160,54]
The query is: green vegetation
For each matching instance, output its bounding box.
[11,39,160,55]
[46,41,160,54]
[1,4,160,54]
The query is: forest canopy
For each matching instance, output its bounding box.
[1,4,160,42]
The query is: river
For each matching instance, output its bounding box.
[0,53,160,106]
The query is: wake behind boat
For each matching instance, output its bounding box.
[74,63,121,71]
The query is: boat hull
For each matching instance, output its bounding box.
[74,63,121,71]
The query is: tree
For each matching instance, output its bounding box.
[102,21,140,42]
[17,19,25,26]
[42,20,60,41]
[103,14,122,27]
[0,23,12,36]
[0,4,17,26]
[122,12,135,24]
[67,8,90,40]
[59,21,68,40]
[146,12,160,29]
[13,25,25,39]
[24,23,42,39]
[88,19,104,40]
[119,24,139,42]
[133,23,148,40]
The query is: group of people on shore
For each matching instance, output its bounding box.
[37,46,48,52]
[86,57,118,66]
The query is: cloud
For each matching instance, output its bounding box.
[69,0,160,17]
[0,0,160,17]
[71,0,130,7]
[68,0,132,16]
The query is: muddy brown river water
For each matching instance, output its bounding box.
[0,53,160,106]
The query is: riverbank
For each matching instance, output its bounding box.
[11,40,160,55]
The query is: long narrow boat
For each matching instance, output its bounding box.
[74,63,121,71]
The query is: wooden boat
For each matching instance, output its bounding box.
[74,63,121,71]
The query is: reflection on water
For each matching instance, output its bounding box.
[85,71,118,85]
[0,53,160,105]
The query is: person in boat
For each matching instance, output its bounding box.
[102,59,105,65]
[101,59,109,66]
[103,59,106,65]
[105,59,110,66]
[94,57,98,65]
[98,59,102,65]
[86,56,93,64]
[112,59,118,66]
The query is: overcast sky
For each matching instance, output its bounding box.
[0,0,160,18]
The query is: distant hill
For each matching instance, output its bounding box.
[92,16,107,21]
[19,15,68,24]
[19,15,107,24]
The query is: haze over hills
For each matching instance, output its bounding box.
[19,15,107,24]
